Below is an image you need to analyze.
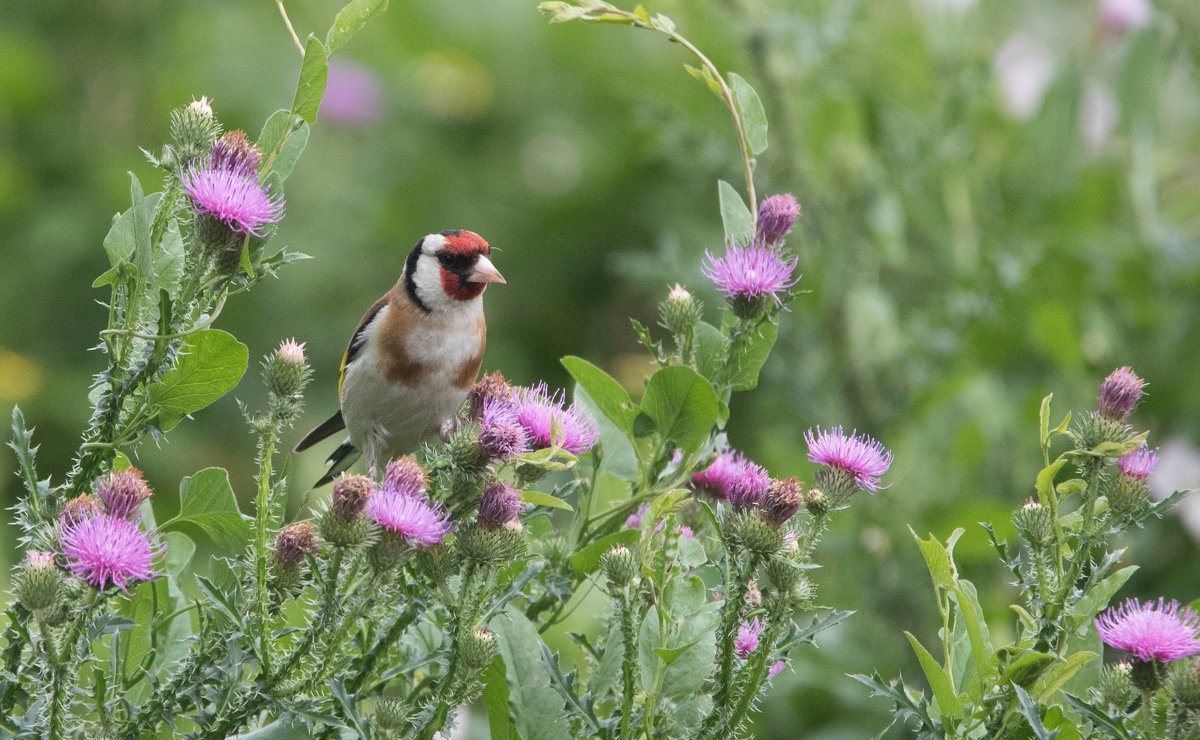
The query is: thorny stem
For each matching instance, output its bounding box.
[617,590,639,740]
[348,601,423,693]
[253,422,281,675]
[721,621,784,737]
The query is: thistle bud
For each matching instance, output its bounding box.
[210,130,263,177]
[456,520,525,567]
[460,628,500,673]
[374,696,406,731]
[1092,661,1137,712]
[726,510,784,557]
[1168,656,1200,711]
[414,543,454,585]
[383,456,429,499]
[1130,656,1166,693]
[449,421,488,473]
[1107,473,1151,522]
[803,488,829,517]
[368,530,412,573]
[332,474,375,521]
[14,550,63,612]
[96,468,153,519]
[659,284,703,339]
[262,339,312,422]
[59,494,101,528]
[760,477,804,527]
[468,371,513,421]
[169,97,222,164]
[272,522,318,569]
[478,482,523,529]
[1011,499,1054,549]
[1098,366,1146,422]
[755,193,801,246]
[600,544,639,591]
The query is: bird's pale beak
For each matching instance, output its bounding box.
[468,254,506,284]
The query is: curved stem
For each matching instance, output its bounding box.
[276,0,305,56]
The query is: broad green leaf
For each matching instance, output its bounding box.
[562,355,635,433]
[258,110,302,180]
[950,580,995,686]
[724,316,778,391]
[717,179,754,245]
[574,386,638,479]
[910,526,957,591]
[291,36,329,125]
[117,531,195,701]
[1036,457,1069,506]
[482,656,517,740]
[492,606,572,740]
[1067,565,1137,620]
[1039,394,1052,449]
[693,321,727,382]
[640,366,718,454]
[637,597,717,697]
[160,467,249,549]
[1001,651,1059,688]
[102,176,160,285]
[570,529,640,576]
[729,72,768,156]
[1033,651,1097,702]
[326,0,389,55]
[678,537,707,569]
[905,631,961,720]
[148,329,248,430]
[587,621,624,699]
[522,489,574,512]
[662,574,706,619]
[154,217,185,293]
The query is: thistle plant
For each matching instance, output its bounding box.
[2,2,888,739]
[858,367,1195,739]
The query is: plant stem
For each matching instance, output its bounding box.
[276,0,305,55]
[348,601,423,693]
[722,622,783,736]
[253,422,280,675]
[617,591,639,740]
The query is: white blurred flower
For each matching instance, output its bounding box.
[1148,437,1200,543]
[1098,0,1152,37]
[993,34,1056,120]
[1080,80,1118,154]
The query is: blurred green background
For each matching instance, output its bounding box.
[3,0,1200,736]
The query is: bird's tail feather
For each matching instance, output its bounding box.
[314,439,360,488]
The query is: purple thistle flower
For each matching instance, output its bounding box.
[691,451,744,500]
[702,243,798,305]
[728,459,770,511]
[761,477,804,526]
[625,503,649,529]
[735,617,763,659]
[95,468,153,519]
[1096,598,1200,663]
[59,513,162,593]
[366,488,452,547]
[320,59,385,126]
[182,163,284,237]
[805,426,893,492]
[1118,446,1158,481]
[756,194,801,246]
[478,397,530,461]
[675,524,695,540]
[209,130,263,178]
[513,382,599,455]
[1098,366,1146,421]
[768,659,787,680]
[382,456,429,499]
[478,482,523,528]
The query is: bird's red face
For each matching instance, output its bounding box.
[436,231,503,302]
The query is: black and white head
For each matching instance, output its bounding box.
[403,230,505,313]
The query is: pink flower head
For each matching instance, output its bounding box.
[276,338,306,365]
[513,382,599,455]
[735,617,763,659]
[703,243,798,305]
[209,130,263,178]
[478,482,523,528]
[478,397,530,461]
[320,59,385,125]
[382,456,429,499]
[1096,598,1200,663]
[1098,366,1146,421]
[625,503,649,529]
[182,163,284,237]
[755,194,801,246]
[691,450,744,500]
[805,426,893,492]
[1118,446,1158,481]
[728,459,771,511]
[768,659,787,680]
[366,488,452,547]
[59,513,162,592]
[95,467,153,519]
[675,524,695,540]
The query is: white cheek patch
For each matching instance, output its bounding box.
[411,254,449,312]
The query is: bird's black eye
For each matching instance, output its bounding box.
[437,252,472,271]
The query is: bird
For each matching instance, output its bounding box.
[295,230,505,486]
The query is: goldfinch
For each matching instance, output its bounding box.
[295,230,505,485]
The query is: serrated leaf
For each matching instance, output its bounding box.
[291,36,329,125]
[147,329,248,430]
[1001,651,1059,688]
[522,490,574,512]
[905,632,961,720]
[325,0,389,55]
[640,365,718,454]
[492,606,572,740]
[1032,651,1097,702]
[1067,565,1137,620]
[729,72,768,156]
[160,467,249,549]
[1014,684,1059,740]
[718,179,754,245]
